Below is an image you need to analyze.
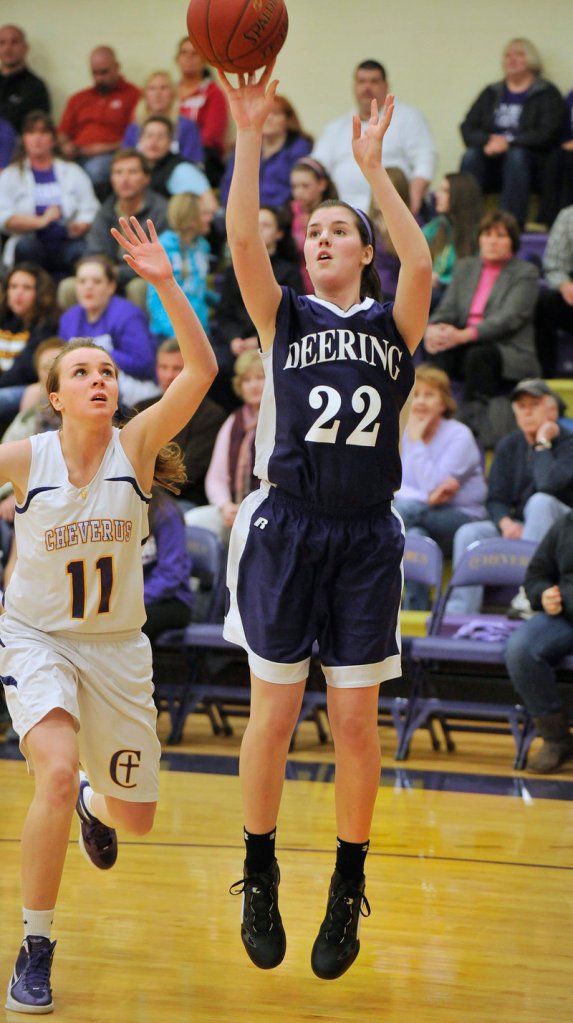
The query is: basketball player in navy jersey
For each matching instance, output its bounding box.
[2,217,217,1013]
[218,63,432,980]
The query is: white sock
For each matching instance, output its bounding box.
[79,770,95,818]
[23,907,54,939]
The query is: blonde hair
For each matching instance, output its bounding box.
[134,70,178,125]
[503,37,543,76]
[415,364,457,418]
[167,192,201,239]
[46,340,187,494]
[232,350,263,398]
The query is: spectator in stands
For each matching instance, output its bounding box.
[0,262,58,428]
[394,365,487,609]
[504,510,573,773]
[211,205,303,395]
[459,38,563,227]
[142,487,193,641]
[423,210,540,403]
[220,94,312,208]
[0,24,51,133]
[176,37,229,187]
[57,46,140,194]
[185,350,264,542]
[312,59,437,214]
[147,192,218,338]
[137,115,210,198]
[557,88,573,211]
[0,337,64,523]
[290,156,337,293]
[422,172,483,308]
[534,203,573,377]
[0,116,16,168]
[78,148,168,307]
[0,111,99,273]
[123,70,204,165]
[135,337,226,510]
[369,167,411,302]
[58,255,159,409]
[447,379,573,615]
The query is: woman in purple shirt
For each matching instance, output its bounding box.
[58,255,160,408]
[219,93,312,207]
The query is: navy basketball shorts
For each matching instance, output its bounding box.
[224,482,405,687]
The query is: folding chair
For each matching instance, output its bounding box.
[397,537,538,764]
[294,532,445,752]
[153,525,242,743]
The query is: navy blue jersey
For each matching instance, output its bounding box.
[254,289,415,510]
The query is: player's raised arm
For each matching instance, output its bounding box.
[218,64,283,350]
[353,97,432,353]
[111,216,217,458]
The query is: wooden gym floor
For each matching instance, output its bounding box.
[1,711,573,1023]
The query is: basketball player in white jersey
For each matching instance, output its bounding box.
[218,64,432,979]
[2,216,217,1014]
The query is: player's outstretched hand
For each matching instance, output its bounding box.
[110,217,173,285]
[217,61,278,133]
[352,95,394,175]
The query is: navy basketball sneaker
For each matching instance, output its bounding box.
[76,772,118,870]
[6,935,56,1013]
[311,870,371,980]
[230,859,286,969]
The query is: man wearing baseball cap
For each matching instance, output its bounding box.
[447,378,573,615]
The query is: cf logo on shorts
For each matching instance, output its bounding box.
[254,517,268,530]
[110,749,141,788]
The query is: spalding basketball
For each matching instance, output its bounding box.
[186,0,289,74]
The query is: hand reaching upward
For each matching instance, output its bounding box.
[218,61,278,133]
[110,217,173,286]
[352,95,394,175]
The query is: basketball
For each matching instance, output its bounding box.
[186,0,289,74]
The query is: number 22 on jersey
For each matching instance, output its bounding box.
[305,385,381,446]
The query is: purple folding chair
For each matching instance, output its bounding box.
[295,532,445,751]
[153,525,242,743]
[396,537,538,764]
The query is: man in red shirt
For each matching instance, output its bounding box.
[58,46,140,197]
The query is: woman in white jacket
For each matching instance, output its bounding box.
[0,110,99,271]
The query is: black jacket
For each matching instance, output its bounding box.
[460,77,564,152]
[486,427,573,526]
[0,67,51,131]
[525,510,573,621]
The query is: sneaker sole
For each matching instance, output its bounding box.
[5,986,53,1014]
[241,928,286,970]
[311,940,360,980]
[78,823,117,870]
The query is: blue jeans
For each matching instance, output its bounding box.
[446,493,571,613]
[14,233,87,277]
[0,385,26,423]
[461,145,533,226]
[394,498,472,610]
[504,612,573,716]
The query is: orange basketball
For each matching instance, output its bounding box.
[186,0,288,74]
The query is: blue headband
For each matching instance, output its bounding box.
[350,205,374,247]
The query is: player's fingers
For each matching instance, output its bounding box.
[259,59,276,87]
[146,219,159,243]
[352,114,362,140]
[216,69,232,91]
[129,216,150,243]
[116,216,140,245]
[110,226,133,252]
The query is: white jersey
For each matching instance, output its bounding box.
[6,428,150,635]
